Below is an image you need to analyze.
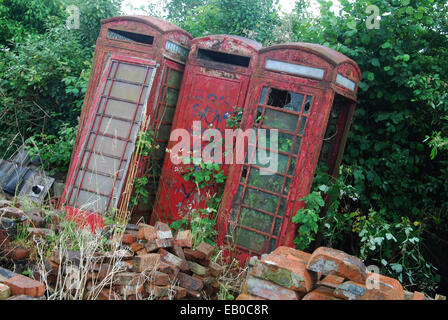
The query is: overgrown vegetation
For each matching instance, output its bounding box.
[1,0,447,295]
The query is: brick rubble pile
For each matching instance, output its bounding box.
[237,246,431,300]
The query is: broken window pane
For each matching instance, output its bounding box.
[243,187,279,214]
[238,207,273,234]
[263,109,298,132]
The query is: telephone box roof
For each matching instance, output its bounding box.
[260,42,361,76]
[101,15,192,38]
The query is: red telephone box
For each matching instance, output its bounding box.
[61,16,192,229]
[216,43,361,261]
[151,35,261,225]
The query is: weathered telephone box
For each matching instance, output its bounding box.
[216,43,361,261]
[61,16,192,229]
[151,35,261,225]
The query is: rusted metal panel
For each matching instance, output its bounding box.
[63,16,192,229]
[216,43,361,263]
[151,35,261,225]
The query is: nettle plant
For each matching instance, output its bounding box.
[183,157,226,189]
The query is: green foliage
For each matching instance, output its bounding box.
[292,191,324,250]
[183,157,226,189]
[166,0,280,44]
[0,0,121,166]
[225,107,243,129]
[25,124,77,175]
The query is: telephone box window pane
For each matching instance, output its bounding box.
[243,188,278,213]
[107,29,154,46]
[254,151,288,174]
[273,218,282,236]
[115,63,149,83]
[167,69,183,88]
[247,168,284,194]
[266,88,304,112]
[288,157,296,175]
[259,87,269,104]
[283,177,291,196]
[269,238,277,252]
[234,227,268,252]
[304,96,312,114]
[241,166,249,183]
[105,80,149,103]
[263,109,299,132]
[238,207,273,234]
[258,131,294,154]
[293,137,301,155]
[164,88,179,106]
[278,198,286,216]
[298,116,307,135]
[160,106,176,124]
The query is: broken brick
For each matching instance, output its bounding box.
[186,289,201,299]
[4,274,45,298]
[245,276,300,300]
[412,291,425,300]
[196,242,215,261]
[146,284,169,298]
[188,261,210,277]
[114,272,145,286]
[178,272,204,291]
[251,248,316,293]
[184,248,210,266]
[27,228,51,239]
[138,223,157,241]
[121,234,137,245]
[115,284,144,297]
[175,230,192,248]
[148,270,170,286]
[236,293,267,300]
[318,275,345,289]
[334,276,404,300]
[130,242,144,253]
[302,286,341,300]
[209,261,223,277]
[158,248,185,270]
[0,283,11,300]
[133,253,161,272]
[307,247,367,283]
[173,286,187,299]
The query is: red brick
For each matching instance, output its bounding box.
[173,286,187,299]
[4,274,45,298]
[252,248,316,293]
[28,228,51,239]
[318,275,345,289]
[148,270,170,286]
[114,284,144,297]
[178,272,204,291]
[0,283,11,300]
[186,289,201,299]
[130,242,144,253]
[146,284,170,298]
[209,261,223,277]
[236,293,267,300]
[114,272,145,286]
[365,273,404,300]
[412,291,425,300]
[0,207,26,221]
[121,234,137,245]
[138,223,157,241]
[158,248,185,270]
[133,253,161,272]
[334,276,404,300]
[196,242,215,261]
[184,248,210,266]
[175,230,192,248]
[307,247,367,283]
[145,238,173,252]
[245,276,300,300]
[302,286,341,300]
[136,248,148,256]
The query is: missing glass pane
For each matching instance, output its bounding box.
[197,48,250,67]
[107,29,154,45]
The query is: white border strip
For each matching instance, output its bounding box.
[265,59,325,80]
[336,74,356,91]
